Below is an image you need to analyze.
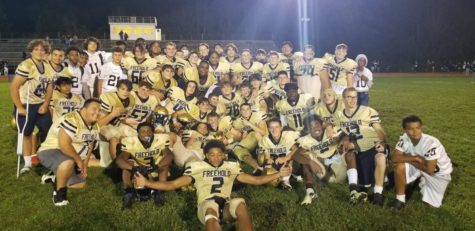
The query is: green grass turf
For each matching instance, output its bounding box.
[0,77,474,230]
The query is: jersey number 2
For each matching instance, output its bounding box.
[210,177,224,193]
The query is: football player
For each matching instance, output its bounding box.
[275,83,315,133]
[333,87,388,206]
[255,49,267,64]
[122,44,158,89]
[135,140,291,231]
[289,115,360,205]
[64,46,91,99]
[230,49,263,81]
[239,80,267,113]
[155,42,188,81]
[220,43,240,65]
[148,41,163,59]
[49,77,83,122]
[322,44,357,95]
[353,54,373,106]
[198,43,210,61]
[232,103,268,173]
[97,46,127,95]
[257,118,300,189]
[169,122,208,168]
[262,51,290,83]
[10,39,55,173]
[37,99,102,206]
[165,81,198,113]
[116,122,173,209]
[98,79,136,159]
[185,61,217,98]
[208,51,231,83]
[216,81,243,119]
[206,112,241,147]
[83,37,109,97]
[293,45,325,100]
[278,41,295,79]
[390,115,452,209]
[145,64,178,101]
[129,81,159,126]
[213,43,224,56]
[314,88,344,126]
[48,47,73,84]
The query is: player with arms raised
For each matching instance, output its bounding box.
[136,140,291,231]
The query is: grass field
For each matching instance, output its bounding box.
[0,76,474,230]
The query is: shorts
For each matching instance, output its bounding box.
[13,103,52,137]
[356,147,383,186]
[197,197,245,224]
[38,149,85,186]
[405,163,451,208]
[310,152,348,183]
[100,124,137,140]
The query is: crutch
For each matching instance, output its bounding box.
[15,82,30,178]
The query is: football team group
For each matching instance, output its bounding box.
[10,37,452,230]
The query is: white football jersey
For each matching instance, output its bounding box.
[84,50,110,87]
[98,62,127,93]
[353,67,373,92]
[64,59,91,96]
[395,133,452,176]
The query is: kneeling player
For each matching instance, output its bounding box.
[390,115,452,209]
[290,115,361,205]
[116,122,173,209]
[135,140,291,231]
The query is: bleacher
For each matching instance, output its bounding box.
[0,38,277,70]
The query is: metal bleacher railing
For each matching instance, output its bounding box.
[108,16,157,24]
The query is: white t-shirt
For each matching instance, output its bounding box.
[84,50,111,87]
[353,67,373,92]
[395,133,452,176]
[64,59,90,96]
[98,62,127,93]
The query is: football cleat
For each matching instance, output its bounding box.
[122,189,135,209]
[389,199,405,210]
[372,193,384,206]
[152,190,166,207]
[53,188,69,206]
[301,192,317,205]
[20,166,31,174]
[280,179,293,191]
[41,171,56,184]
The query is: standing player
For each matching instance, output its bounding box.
[97,46,127,96]
[155,42,188,84]
[116,122,173,209]
[220,43,240,65]
[148,41,163,59]
[390,115,452,209]
[185,61,217,98]
[322,44,357,95]
[353,54,373,106]
[198,43,210,61]
[48,48,73,84]
[10,39,55,174]
[279,41,295,79]
[136,140,291,231]
[122,44,158,89]
[275,83,315,133]
[333,87,388,205]
[64,46,91,99]
[208,51,230,83]
[230,49,263,81]
[83,37,109,97]
[294,45,325,100]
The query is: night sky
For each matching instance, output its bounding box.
[1,0,474,64]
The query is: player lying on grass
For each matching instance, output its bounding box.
[116,122,173,209]
[288,115,363,205]
[136,140,291,231]
[389,115,452,209]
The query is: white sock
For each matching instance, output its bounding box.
[24,156,32,167]
[282,175,290,182]
[347,168,358,185]
[374,185,383,194]
[306,188,315,195]
[257,166,263,171]
[396,194,406,203]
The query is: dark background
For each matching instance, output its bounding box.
[1,0,474,69]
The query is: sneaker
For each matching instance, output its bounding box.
[372,193,384,206]
[31,154,40,166]
[152,190,166,206]
[292,174,304,182]
[52,188,69,206]
[41,171,55,184]
[20,166,31,174]
[301,192,317,205]
[123,189,135,209]
[280,180,293,191]
[389,199,405,210]
[137,188,152,202]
